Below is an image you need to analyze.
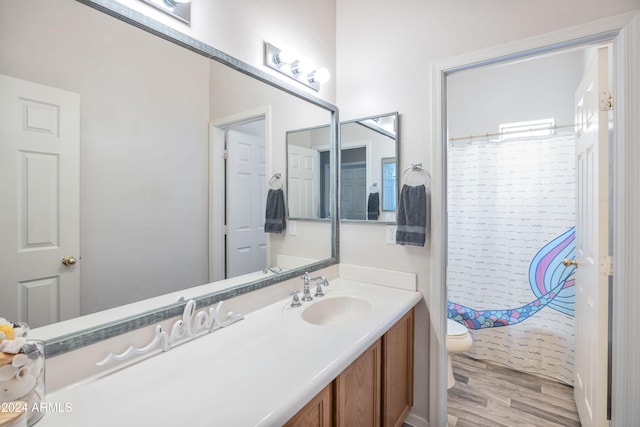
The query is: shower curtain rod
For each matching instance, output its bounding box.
[448,123,576,142]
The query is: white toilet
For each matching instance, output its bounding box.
[446,318,473,389]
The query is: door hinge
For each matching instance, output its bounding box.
[223,149,229,160]
[223,225,228,235]
[600,255,613,276]
[599,90,613,111]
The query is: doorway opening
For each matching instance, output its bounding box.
[209,108,270,282]
[444,43,613,427]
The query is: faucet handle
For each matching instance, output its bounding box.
[311,276,329,297]
[288,290,302,308]
[314,282,326,297]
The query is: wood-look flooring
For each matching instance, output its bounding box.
[447,354,581,427]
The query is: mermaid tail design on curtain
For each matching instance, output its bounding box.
[448,227,576,329]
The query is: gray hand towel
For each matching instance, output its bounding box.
[367,192,380,220]
[264,188,286,233]
[396,184,427,246]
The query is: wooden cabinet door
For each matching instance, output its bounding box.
[382,309,414,427]
[335,339,381,427]
[284,383,333,427]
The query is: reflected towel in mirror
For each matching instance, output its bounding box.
[367,192,380,220]
[396,184,427,246]
[265,188,286,233]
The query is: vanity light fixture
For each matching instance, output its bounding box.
[265,42,330,91]
[140,0,191,24]
[164,0,191,5]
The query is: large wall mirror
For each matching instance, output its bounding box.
[339,113,398,222]
[0,0,337,356]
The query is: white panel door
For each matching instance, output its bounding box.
[574,47,610,427]
[0,74,80,327]
[287,144,319,218]
[226,129,267,277]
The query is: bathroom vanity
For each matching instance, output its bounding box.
[287,309,414,427]
[36,278,421,426]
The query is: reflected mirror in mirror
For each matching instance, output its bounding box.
[339,112,398,222]
[381,157,397,212]
[286,125,332,220]
[0,0,336,342]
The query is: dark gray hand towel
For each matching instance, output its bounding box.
[396,184,427,246]
[264,188,286,233]
[367,192,380,220]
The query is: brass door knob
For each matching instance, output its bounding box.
[61,256,77,266]
[562,259,578,268]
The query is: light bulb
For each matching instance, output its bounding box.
[279,63,293,74]
[309,68,330,84]
[296,57,315,75]
[276,47,297,65]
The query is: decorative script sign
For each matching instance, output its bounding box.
[97,300,244,366]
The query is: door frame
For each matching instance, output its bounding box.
[209,106,272,282]
[430,12,640,427]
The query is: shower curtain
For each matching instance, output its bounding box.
[447,132,576,385]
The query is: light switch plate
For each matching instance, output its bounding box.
[289,220,297,236]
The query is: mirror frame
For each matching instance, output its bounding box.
[42,0,339,358]
[338,112,399,224]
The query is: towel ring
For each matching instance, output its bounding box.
[402,163,430,186]
[269,173,283,190]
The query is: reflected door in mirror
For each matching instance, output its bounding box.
[286,125,330,221]
[226,127,267,277]
[0,75,81,327]
[341,147,367,220]
[288,145,320,218]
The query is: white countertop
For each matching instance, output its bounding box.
[36,279,422,427]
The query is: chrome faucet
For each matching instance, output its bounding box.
[263,266,283,274]
[301,272,314,301]
[289,272,330,307]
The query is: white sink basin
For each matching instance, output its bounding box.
[301,296,372,326]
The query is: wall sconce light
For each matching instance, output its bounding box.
[264,42,330,91]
